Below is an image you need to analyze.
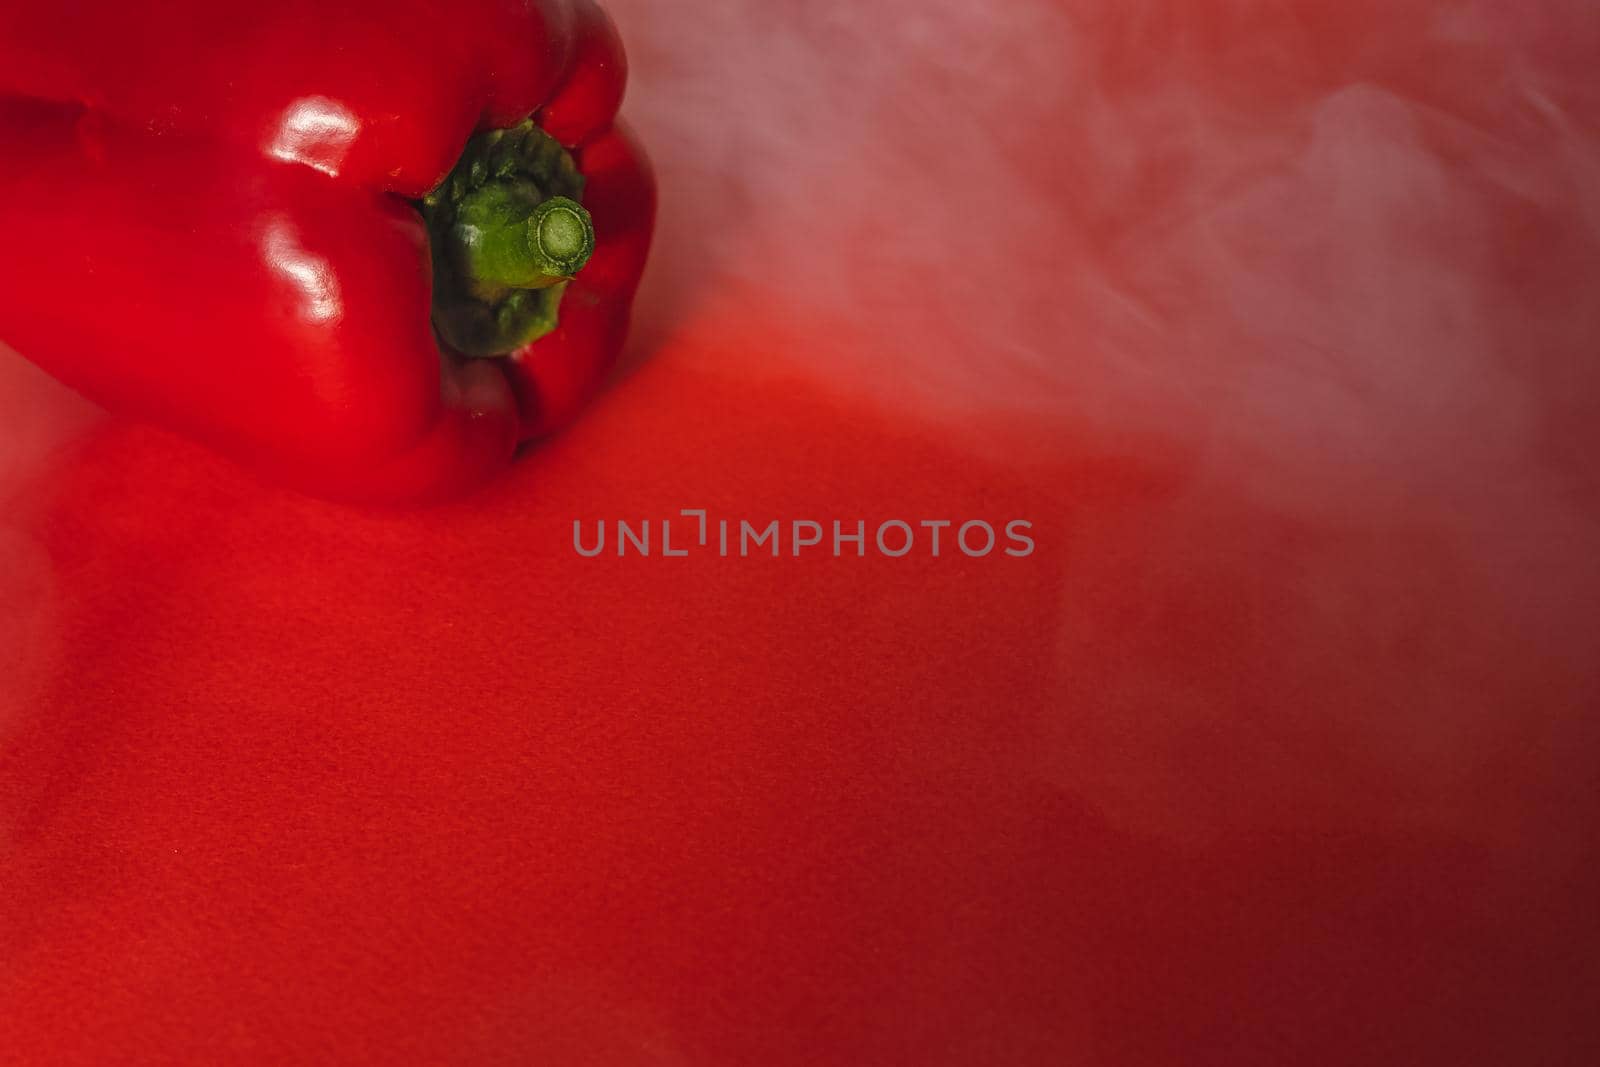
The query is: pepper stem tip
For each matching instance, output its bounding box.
[529,197,595,278]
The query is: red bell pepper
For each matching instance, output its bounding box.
[0,0,655,503]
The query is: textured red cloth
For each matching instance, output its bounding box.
[3,1,1598,1063]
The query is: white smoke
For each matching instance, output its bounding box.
[607,0,1600,848]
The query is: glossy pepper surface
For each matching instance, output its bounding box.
[0,0,656,503]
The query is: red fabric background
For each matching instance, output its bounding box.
[3,1,1598,1063]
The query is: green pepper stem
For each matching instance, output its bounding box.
[451,186,595,302]
[418,119,591,357]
